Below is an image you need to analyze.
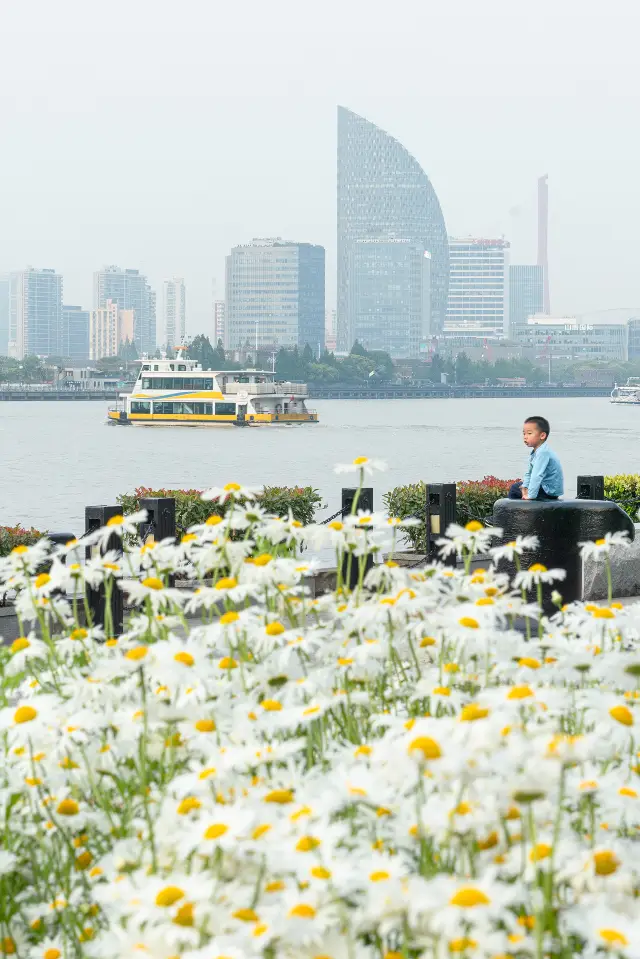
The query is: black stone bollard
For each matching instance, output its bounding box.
[138,497,176,543]
[577,475,605,500]
[492,498,635,613]
[425,483,457,566]
[341,487,374,590]
[84,506,124,636]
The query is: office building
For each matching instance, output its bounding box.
[93,266,155,356]
[516,315,628,362]
[0,274,9,356]
[225,238,325,352]
[9,267,63,359]
[89,300,134,359]
[627,318,640,361]
[509,265,544,337]
[445,238,510,337]
[214,300,225,345]
[61,306,90,361]
[163,277,186,349]
[349,238,431,357]
[337,105,448,350]
[325,309,337,352]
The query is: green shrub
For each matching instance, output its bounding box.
[0,524,46,558]
[383,476,518,552]
[117,485,324,535]
[604,474,640,519]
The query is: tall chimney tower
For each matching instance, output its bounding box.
[537,174,550,314]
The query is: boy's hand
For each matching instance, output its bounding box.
[522,488,529,500]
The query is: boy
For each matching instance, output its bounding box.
[509,415,564,501]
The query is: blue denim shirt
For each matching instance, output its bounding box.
[523,443,564,499]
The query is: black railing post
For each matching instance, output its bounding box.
[341,487,374,589]
[84,505,124,637]
[576,475,605,500]
[425,483,457,565]
[138,497,176,543]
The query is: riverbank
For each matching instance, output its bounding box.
[0,385,614,401]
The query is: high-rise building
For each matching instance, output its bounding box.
[337,106,448,350]
[9,268,63,359]
[163,277,186,350]
[325,309,337,352]
[214,300,225,345]
[348,238,431,357]
[445,238,510,337]
[509,265,544,337]
[225,238,325,353]
[0,274,9,356]
[89,300,134,359]
[61,305,90,361]
[93,266,155,356]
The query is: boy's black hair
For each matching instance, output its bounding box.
[524,415,550,437]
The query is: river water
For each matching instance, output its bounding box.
[0,397,637,535]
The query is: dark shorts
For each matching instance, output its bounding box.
[508,481,559,501]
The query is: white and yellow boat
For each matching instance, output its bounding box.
[107,358,318,426]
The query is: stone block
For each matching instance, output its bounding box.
[583,523,640,601]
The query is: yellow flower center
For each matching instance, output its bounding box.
[353,456,368,465]
[610,705,634,726]
[594,850,619,875]
[264,788,294,804]
[215,577,238,590]
[599,929,628,947]
[218,656,238,670]
[10,637,30,654]
[174,651,194,666]
[289,903,316,919]
[261,699,282,711]
[220,611,239,625]
[529,843,552,862]
[177,796,201,815]
[34,573,51,589]
[311,866,331,879]
[529,563,547,573]
[125,646,148,661]
[142,577,164,590]
[459,703,489,721]
[465,521,483,532]
[420,636,436,647]
[296,835,321,852]
[449,939,478,954]
[449,887,491,907]
[253,553,273,566]
[195,719,216,733]
[205,514,223,526]
[224,482,242,492]
[155,886,184,907]
[14,705,37,724]
[459,617,479,629]
[408,736,442,760]
[44,950,61,959]
[369,870,390,882]
[56,799,80,816]
[328,521,343,531]
[11,544,28,554]
[265,622,285,636]
[204,823,228,839]
[507,685,534,700]
[518,657,540,669]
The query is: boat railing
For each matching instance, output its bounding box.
[224,381,309,396]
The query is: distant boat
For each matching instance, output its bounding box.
[610,377,640,404]
[107,357,318,426]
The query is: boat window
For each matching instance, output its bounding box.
[215,402,236,416]
[142,365,150,371]
[178,365,186,371]
[153,365,159,371]
[203,378,213,391]
[170,364,175,370]
[153,402,174,415]
[131,401,151,414]
[142,378,154,389]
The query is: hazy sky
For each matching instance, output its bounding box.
[2,0,640,337]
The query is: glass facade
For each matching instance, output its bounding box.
[516,319,628,361]
[61,305,90,361]
[93,266,155,356]
[163,278,186,349]
[509,265,544,337]
[337,106,448,350]
[0,274,9,356]
[9,268,63,359]
[445,238,509,336]
[628,319,640,360]
[349,239,431,357]
[225,239,325,352]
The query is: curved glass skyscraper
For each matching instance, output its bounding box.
[337,106,449,352]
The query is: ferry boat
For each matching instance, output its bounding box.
[610,378,640,404]
[107,358,318,426]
